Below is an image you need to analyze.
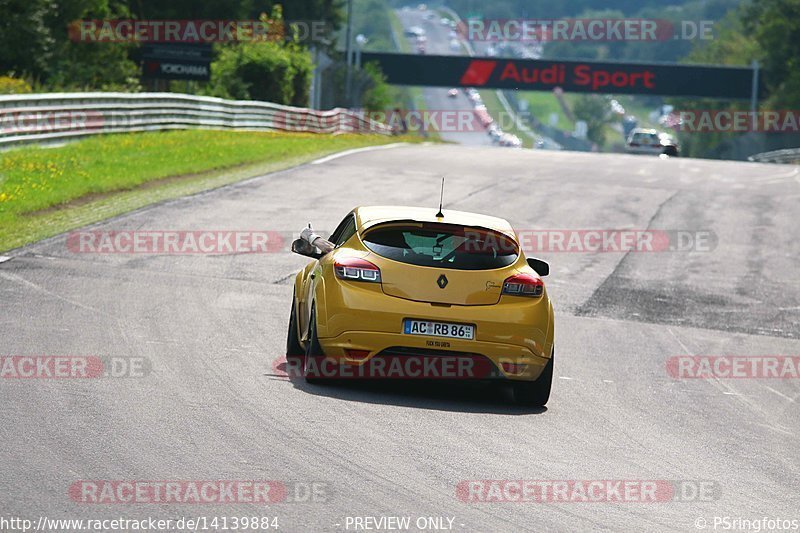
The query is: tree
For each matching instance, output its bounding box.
[206,11,313,105]
[743,0,800,107]
[572,95,613,146]
[670,1,800,157]
[0,0,55,78]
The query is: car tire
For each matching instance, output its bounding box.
[663,146,679,157]
[286,296,304,359]
[512,348,553,407]
[303,305,326,384]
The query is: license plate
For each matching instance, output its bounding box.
[403,319,474,340]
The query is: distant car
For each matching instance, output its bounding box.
[417,44,426,55]
[474,109,493,128]
[466,89,482,105]
[441,17,451,26]
[447,89,459,98]
[499,133,522,148]
[405,26,425,38]
[626,128,679,157]
[449,38,461,51]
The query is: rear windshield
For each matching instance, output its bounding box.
[362,223,518,270]
[632,132,659,143]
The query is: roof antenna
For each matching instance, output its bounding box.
[435,177,445,218]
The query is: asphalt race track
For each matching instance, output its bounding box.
[396,9,493,146]
[1,145,799,531]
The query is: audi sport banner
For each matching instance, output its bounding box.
[361,53,760,99]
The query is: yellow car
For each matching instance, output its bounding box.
[287,206,555,406]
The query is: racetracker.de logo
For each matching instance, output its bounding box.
[505,230,716,253]
[666,110,800,133]
[667,356,800,379]
[0,356,150,379]
[273,355,502,380]
[460,18,713,43]
[0,110,103,135]
[68,480,329,504]
[364,109,493,133]
[68,19,330,43]
[67,231,285,254]
[456,480,720,503]
[69,19,284,43]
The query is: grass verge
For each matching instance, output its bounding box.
[0,129,409,253]
[521,91,574,131]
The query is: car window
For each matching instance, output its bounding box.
[333,217,357,248]
[329,214,356,247]
[362,223,518,270]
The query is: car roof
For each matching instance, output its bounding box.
[353,206,516,237]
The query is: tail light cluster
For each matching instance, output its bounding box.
[334,257,382,283]
[502,273,543,298]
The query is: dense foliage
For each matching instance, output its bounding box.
[672,0,800,156]
[0,0,339,102]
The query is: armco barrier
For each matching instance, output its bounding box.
[748,148,800,164]
[0,92,391,148]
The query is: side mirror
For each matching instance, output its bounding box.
[291,238,323,260]
[527,257,549,277]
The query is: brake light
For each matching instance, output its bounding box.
[334,257,381,283]
[502,273,543,297]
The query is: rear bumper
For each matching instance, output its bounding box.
[312,268,554,381]
[319,331,549,381]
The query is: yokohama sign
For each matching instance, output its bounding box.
[143,59,210,81]
[361,52,760,99]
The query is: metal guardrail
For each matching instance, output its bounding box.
[748,148,800,164]
[0,92,391,147]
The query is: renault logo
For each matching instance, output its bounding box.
[437,274,448,289]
